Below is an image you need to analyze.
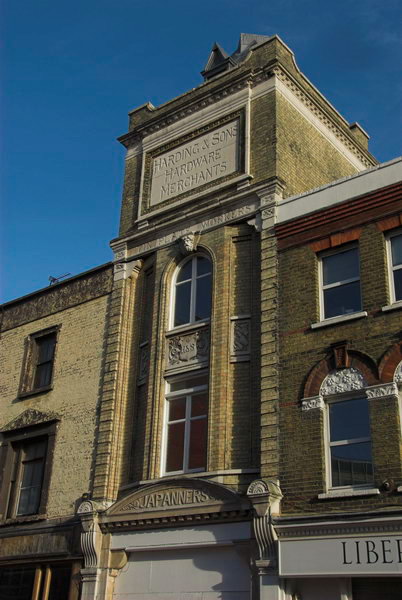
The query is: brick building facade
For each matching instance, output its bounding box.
[1,33,401,600]
[275,157,402,598]
[0,265,113,599]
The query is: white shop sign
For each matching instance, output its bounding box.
[150,120,239,206]
[279,535,402,577]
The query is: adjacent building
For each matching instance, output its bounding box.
[1,33,401,600]
[0,265,113,599]
[275,156,402,599]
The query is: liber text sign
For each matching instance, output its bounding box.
[150,120,240,206]
[279,535,402,576]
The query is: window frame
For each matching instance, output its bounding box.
[18,326,60,398]
[0,422,57,522]
[161,371,209,476]
[319,244,362,321]
[386,229,402,305]
[170,254,212,330]
[325,393,374,491]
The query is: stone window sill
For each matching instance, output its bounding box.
[311,311,367,330]
[382,301,402,313]
[166,320,209,337]
[18,384,53,399]
[318,487,379,500]
[0,514,47,527]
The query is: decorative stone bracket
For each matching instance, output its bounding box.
[178,232,200,255]
[247,479,282,575]
[77,500,104,570]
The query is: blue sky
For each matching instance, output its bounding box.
[1,0,401,302]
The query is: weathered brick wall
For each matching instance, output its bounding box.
[278,222,402,515]
[249,92,276,184]
[276,93,359,198]
[0,291,111,518]
[118,153,143,237]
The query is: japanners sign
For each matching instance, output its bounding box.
[150,119,239,206]
[279,535,402,576]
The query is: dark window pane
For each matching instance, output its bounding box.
[48,566,71,600]
[0,567,36,600]
[168,398,186,421]
[394,269,402,301]
[34,362,53,389]
[174,281,191,326]
[195,274,211,321]
[391,234,402,266]
[166,422,185,472]
[17,485,41,516]
[323,280,361,318]
[323,248,359,285]
[191,393,208,417]
[331,442,373,487]
[37,335,56,363]
[176,260,192,283]
[188,417,207,470]
[329,398,370,441]
[24,439,46,461]
[196,256,211,276]
[169,374,208,393]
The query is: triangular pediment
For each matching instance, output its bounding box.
[1,409,60,433]
[102,478,251,529]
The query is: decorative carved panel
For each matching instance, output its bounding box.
[301,395,324,411]
[166,327,209,371]
[230,316,250,361]
[138,343,149,384]
[394,361,402,384]
[365,382,399,399]
[320,367,367,396]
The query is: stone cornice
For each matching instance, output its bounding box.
[119,63,375,172]
[275,515,402,539]
[118,70,254,147]
[100,508,251,532]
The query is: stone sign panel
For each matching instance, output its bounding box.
[150,119,240,206]
[119,488,213,513]
[279,535,402,576]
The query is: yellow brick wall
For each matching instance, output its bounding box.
[0,294,109,518]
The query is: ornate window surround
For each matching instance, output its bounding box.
[302,367,399,499]
[161,248,213,477]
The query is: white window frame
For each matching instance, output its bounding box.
[170,254,212,329]
[319,245,362,321]
[386,229,402,304]
[325,394,373,491]
[161,372,208,476]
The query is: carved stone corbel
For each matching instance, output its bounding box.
[247,479,282,575]
[178,232,200,255]
[77,499,105,600]
[77,500,103,569]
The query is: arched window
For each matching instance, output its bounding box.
[172,255,212,328]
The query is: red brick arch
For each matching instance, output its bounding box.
[303,350,379,398]
[378,342,402,383]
